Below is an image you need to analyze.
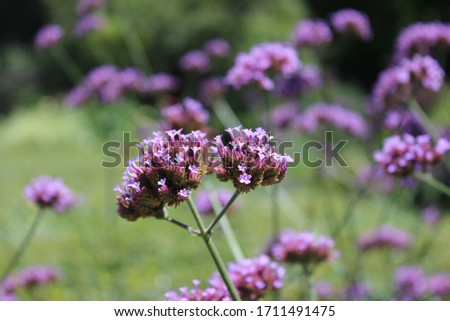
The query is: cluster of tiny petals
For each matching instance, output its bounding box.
[214,126,293,193]
[268,230,339,265]
[294,102,368,138]
[330,8,372,41]
[357,225,413,251]
[115,129,209,221]
[179,50,211,73]
[226,42,301,91]
[276,65,322,98]
[34,24,64,50]
[164,280,231,301]
[372,55,444,111]
[394,266,427,300]
[23,176,79,213]
[194,189,240,215]
[203,38,231,58]
[374,134,450,177]
[160,97,210,132]
[394,22,450,59]
[291,19,333,47]
[208,255,285,301]
[2,266,62,294]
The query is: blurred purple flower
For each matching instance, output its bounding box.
[203,38,231,58]
[165,280,231,301]
[226,42,301,91]
[427,273,450,299]
[340,282,371,300]
[209,255,285,301]
[0,293,17,301]
[271,103,299,130]
[315,281,335,300]
[23,176,79,213]
[120,67,146,92]
[357,225,413,252]
[291,19,332,47]
[65,85,92,108]
[268,230,339,266]
[160,97,209,131]
[76,0,104,15]
[74,13,105,37]
[421,206,441,225]
[214,126,293,193]
[194,189,239,215]
[382,109,425,136]
[374,134,450,177]
[85,65,119,91]
[98,79,123,103]
[141,73,179,95]
[356,165,396,194]
[8,266,62,291]
[394,266,427,300]
[115,130,208,221]
[199,77,226,104]
[276,65,322,98]
[35,25,64,50]
[330,9,372,41]
[179,50,211,73]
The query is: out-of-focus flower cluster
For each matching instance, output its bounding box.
[226,42,301,91]
[214,126,293,193]
[357,225,413,252]
[34,25,64,50]
[268,230,339,266]
[330,9,372,41]
[23,176,79,213]
[194,189,240,215]
[74,0,105,37]
[374,134,450,177]
[160,97,210,133]
[275,65,322,98]
[166,255,284,301]
[115,130,208,221]
[291,19,333,47]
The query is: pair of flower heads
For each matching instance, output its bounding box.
[115,126,293,221]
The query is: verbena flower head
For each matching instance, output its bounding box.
[74,13,104,37]
[271,103,299,130]
[214,126,293,193]
[85,65,119,91]
[141,73,179,95]
[382,109,424,135]
[394,22,450,59]
[421,206,441,225]
[115,130,208,221]
[199,77,226,104]
[268,230,339,266]
[0,293,17,301]
[203,38,231,58]
[120,67,146,92]
[160,98,210,132]
[374,134,450,177]
[394,266,427,300]
[294,102,368,138]
[315,281,335,300]
[340,282,372,300]
[35,25,64,50]
[179,50,211,73]
[276,65,322,98]
[165,280,231,301]
[372,55,444,111]
[357,225,413,251]
[226,42,301,91]
[76,0,104,15]
[427,273,450,299]
[330,9,372,41]
[208,255,285,301]
[23,176,79,213]
[291,19,332,47]
[194,189,239,215]
[65,85,91,108]
[5,266,62,292]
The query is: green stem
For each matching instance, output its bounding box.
[165,216,200,235]
[212,99,242,129]
[186,197,241,301]
[205,190,240,234]
[302,264,316,301]
[409,99,438,140]
[1,210,45,281]
[414,172,450,198]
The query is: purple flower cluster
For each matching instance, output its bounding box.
[314,281,335,300]
[226,42,301,91]
[76,0,104,15]
[194,189,239,215]
[291,19,333,47]
[394,22,450,59]
[23,176,78,213]
[179,50,211,73]
[142,73,179,95]
[372,55,444,111]
[276,65,322,98]
[374,134,450,177]
[427,273,450,299]
[203,38,231,58]
[271,104,299,130]
[115,130,208,221]
[421,206,441,225]
[1,265,62,300]
[74,13,105,37]
[268,230,338,266]
[340,282,372,300]
[394,266,427,300]
[214,126,293,193]
[34,25,64,50]
[330,9,372,41]
[294,102,368,138]
[357,225,413,252]
[199,77,226,104]
[209,255,285,301]
[160,97,210,132]
[382,109,424,135]
[165,280,231,301]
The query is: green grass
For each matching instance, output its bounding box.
[1,101,449,300]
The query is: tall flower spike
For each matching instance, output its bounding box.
[115,130,209,221]
[214,127,292,193]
